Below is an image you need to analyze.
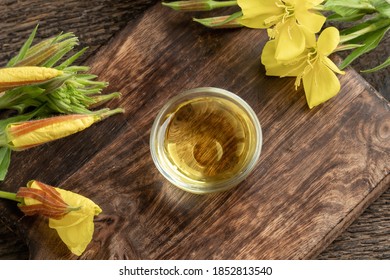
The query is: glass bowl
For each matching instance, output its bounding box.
[150,87,262,194]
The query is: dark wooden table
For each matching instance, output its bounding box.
[0,0,389,259]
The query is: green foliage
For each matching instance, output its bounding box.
[361,55,390,72]
[324,1,390,71]
[0,147,11,181]
[339,24,390,69]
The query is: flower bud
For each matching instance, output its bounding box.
[193,14,243,28]
[17,180,75,219]
[0,108,124,151]
[0,66,63,92]
[162,0,238,12]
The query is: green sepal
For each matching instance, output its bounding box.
[0,147,12,181]
[57,47,88,70]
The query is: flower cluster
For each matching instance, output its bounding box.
[163,0,390,108]
[0,26,124,180]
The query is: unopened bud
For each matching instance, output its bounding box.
[162,0,238,12]
[0,66,63,92]
[193,14,243,28]
[0,108,123,151]
[17,181,75,219]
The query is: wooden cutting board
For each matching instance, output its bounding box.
[1,4,389,259]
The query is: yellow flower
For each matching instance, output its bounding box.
[238,0,326,60]
[261,27,345,108]
[17,180,102,256]
[0,66,63,92]
[0,109,123,151]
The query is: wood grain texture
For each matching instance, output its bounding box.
[318,176,390,259]
[0,0,158,67]
[1,0,388,258]
[1,4,388,260]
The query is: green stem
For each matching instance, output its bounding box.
[97,107,125,120]
[162,0,237,11]
[334,43,364,52]
[0,190,21,203]
[340,19,390,43]
[211,0,237,9]
[90,92,121,107]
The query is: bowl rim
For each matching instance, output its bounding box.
[150,87,262,194]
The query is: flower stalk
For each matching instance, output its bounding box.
[162,0,238,11]
[339,18,390,43]
[0,190,21,203]
[194,11,243,28]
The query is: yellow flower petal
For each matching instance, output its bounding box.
[49,188,102,256]
[50,213,95,256]
[309,0,325,6]
[49,188,102,228]
[238,0,284,28]
[303,61,341,108]
[275,19,306,61]
[295,7,326,33]
[317,27,340,56]
[261,40,308,76]
[302,26,317,48]
[322,56,345,75]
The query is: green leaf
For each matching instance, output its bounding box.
[57,47,88,70]
[370,0,390,18]
[340,25,390,69]
[340,17,381,35]
[361,55,390,72]
[0,147,11,181]
[7,25,38,67]
[42,46,74,68]
[340,18,390,43]
[327,12,365,22]
[324,0,376,16]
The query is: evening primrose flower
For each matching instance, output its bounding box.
[261,27,345,108]
[238,0,326,60]
[15,180,102,256]
[0,108,123,151]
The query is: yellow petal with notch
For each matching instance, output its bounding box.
[317,27,340,56]
[303,60,341,108]
[49,188,102,256]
